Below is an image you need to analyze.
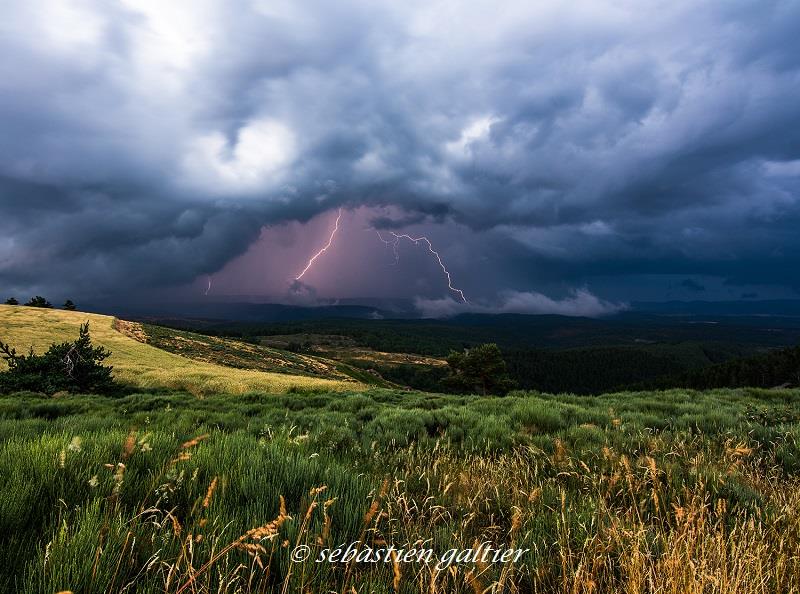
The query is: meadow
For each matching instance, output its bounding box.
[0,305,360,394]
[2,386,800,593]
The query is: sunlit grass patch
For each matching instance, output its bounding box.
[0,305,358,395]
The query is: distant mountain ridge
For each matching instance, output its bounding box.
[85,298,800,323]
[630,299,800,316]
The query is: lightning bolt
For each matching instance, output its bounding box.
[295,207,343,281]
[375,230,399,264]
[204,275,212,295]
[380,231,468,303]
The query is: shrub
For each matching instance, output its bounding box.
[510,399,566,433]
[312,421,357,452]
[564,424,606,449]
[23,296,52,308]
[471,415,515,449]
[364,409,428,446]
[3,297,18,305]
[0,322,117,395]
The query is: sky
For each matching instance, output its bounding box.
[1,0,799,316]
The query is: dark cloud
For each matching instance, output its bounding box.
[1,0,799,304]
[680,279,706,293]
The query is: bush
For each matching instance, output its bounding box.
[510,399,566,433]
[0,322,117,395]
[23,296,52,308]
[4,298,18,305]
[364,409,428,446]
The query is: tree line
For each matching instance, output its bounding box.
[646,345,800,390]
[4,296,76,310]
[363,343,800,395]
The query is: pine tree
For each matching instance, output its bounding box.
[24,296,52,308]
[0,322,116,394]
[444,343,515,395]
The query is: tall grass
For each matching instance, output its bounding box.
[1,387,800,592]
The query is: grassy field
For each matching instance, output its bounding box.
[0,305,359,394]
[259,332,446,366]
[3,305,800,592]
[118,320,393,387]
[2,387,800,593]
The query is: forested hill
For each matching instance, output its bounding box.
[503,343,800,394]
[647,344,800,391]
[151,312,800,354]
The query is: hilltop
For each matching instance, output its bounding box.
[0,305,370,395]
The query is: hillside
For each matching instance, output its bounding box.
[155,314,800,394]
[0,305,360,394]
[651,343,800,390]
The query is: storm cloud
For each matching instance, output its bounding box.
[1,0,799,305]
[415,289,627,318]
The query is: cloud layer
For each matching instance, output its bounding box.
[415,290,627,318]
[1,0,799,303]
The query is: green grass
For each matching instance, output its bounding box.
[0,305,361,394]
[2,387,800,592]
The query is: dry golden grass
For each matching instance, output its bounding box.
[36,435,800,593]
[0,304,359,394]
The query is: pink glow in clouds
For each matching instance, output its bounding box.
[198,206,470,302]
[295,208,343,281]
